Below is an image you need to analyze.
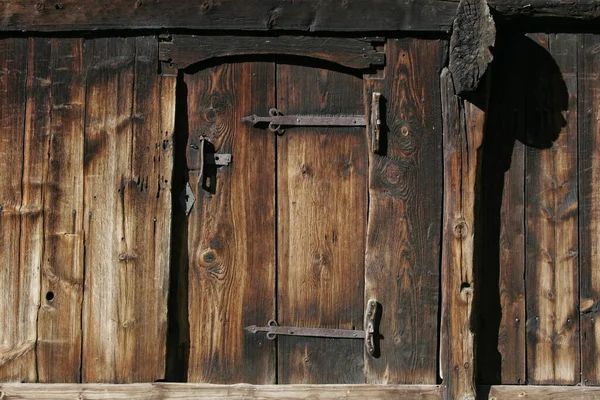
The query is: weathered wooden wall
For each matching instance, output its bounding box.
[0,36,175,383]
[478,32,599,386]
[2,30,600,395]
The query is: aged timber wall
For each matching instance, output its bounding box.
[475,32,600,386]
[0,36,175,383]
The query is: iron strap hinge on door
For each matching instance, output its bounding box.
[242,92,383,154]
[244,299,380,356]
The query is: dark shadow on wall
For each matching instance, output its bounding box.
[165,72,191,382]
[473,32,568,385]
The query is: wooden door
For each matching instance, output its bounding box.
[179,38,445,385]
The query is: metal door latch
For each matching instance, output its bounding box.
[245,299,381,357]
[242,108,366,135]
[242,93,383,155]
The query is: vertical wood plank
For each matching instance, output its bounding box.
[83,37,170,382]
[579,33,600,385]
[525,33,579,385]
[479,34,527,384]
[121,35,172,381]
[498,142,526,384]
[37,38,85,383]
[185,62,276,383]
[0,38,36,382]
[364,38,445,384]
[82,36,136,382]
[440,68,483,400]
[277,64,367,384]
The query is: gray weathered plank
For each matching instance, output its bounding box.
[82,36,172,382]
[0,37,36,382]
[36,37,86,383]
[0,383,442,399]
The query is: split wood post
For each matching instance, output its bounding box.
[440,68,487,400]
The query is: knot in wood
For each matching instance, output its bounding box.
[453,218,469,238]
[400,125,410,136]
[385,162,401,184]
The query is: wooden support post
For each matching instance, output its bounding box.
[440,68,486,400]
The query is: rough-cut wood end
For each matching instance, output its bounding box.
[449,0,496,96]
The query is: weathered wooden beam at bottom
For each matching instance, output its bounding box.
[482,385,600,399]
[0,384,442,399]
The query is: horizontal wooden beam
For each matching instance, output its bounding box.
[483,385,600,399]
[0,383,442,399]
[1,0,599,33]
[159,35,385,70]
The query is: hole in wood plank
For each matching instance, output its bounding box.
[46,291,55,302]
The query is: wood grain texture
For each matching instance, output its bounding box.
[485,385,600,399]
[160,35,384,71]
[364,38,445,384]
[579,33,600,385]
[0,37,36,382]
[276,64,367,384]
[476,33,528,384]
[2,0,600,32]
[498,141,526,384]
[440,68,485,400]
[448,0,495,95]
[0,383,442,399]
[524,33,579,385]
[82,36,171,382]
[185,62,276,383]
[0,0,458,32]
[36,38,85,383]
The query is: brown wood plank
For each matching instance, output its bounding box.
[276,64,367,384]
[524,33,579,385]
[82,36,136,382]
[497,141,526,384]
[185,61,276,383]
[579,33,600,385]
[0,383,442,399]
[0,38,35,382]
[440,68,485,400]
[485,385,600,399]
[160,35,384,71]
[83,37,169,382]
[364,38,445,384]
[1,0,600,32]
[36,38,85,383]
[476,33,528,385]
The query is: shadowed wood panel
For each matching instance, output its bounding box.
[579,33,600,385]
[82,37,172,382]
[276,64,367,384]
[498,141,526,384]
[0,383,442,399]
[440,68,485,400]
[0,38,36,382]
[36,38,85,383]
[364,38,444,384]
[185,62,276,383]
[525,33,579,385]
